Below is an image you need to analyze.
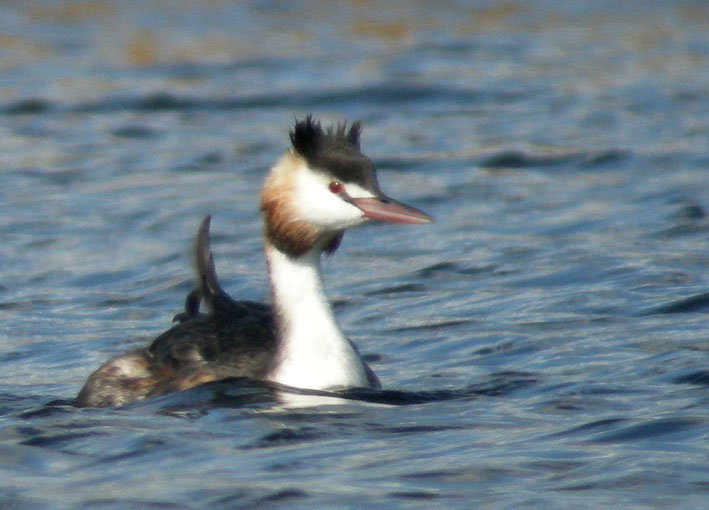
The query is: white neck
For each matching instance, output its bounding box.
[264,241,371,390]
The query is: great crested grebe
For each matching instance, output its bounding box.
[76,116,432,407]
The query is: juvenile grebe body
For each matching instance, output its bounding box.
[76,117,432,407]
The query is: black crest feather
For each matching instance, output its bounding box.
[288,115,376,188]
[290,115,361,158]
[289,115,323,160]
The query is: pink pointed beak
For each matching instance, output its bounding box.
[351,196,433,224]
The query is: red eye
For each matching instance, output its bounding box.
[328,181,343,194]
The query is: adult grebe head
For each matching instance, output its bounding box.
[261,116,432,257]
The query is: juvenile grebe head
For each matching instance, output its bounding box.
[261,116,432,257]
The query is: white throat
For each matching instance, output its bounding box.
[264,241,371,390]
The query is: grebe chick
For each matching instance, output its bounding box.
[76,116,432,407]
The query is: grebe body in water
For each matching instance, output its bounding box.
[77,117,432,407]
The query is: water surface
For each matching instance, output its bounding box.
[1,1,708,508]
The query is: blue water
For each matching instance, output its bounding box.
[1,1,708,508]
